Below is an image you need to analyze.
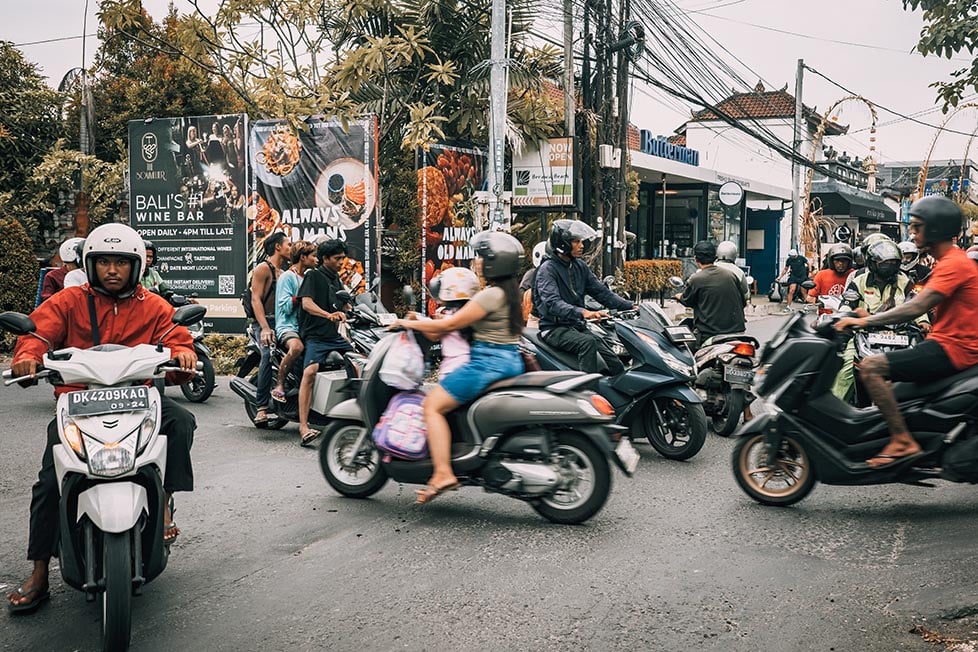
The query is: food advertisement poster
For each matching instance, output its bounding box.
[249,116,378,295]
[417,143,487,313]
[127,114,249,332]
[511,137,575,209]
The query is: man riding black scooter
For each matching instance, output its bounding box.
[534,220,635,375]
[836,195,978,468]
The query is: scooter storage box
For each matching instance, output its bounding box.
[941,437,978,483]
[312,369,350,413]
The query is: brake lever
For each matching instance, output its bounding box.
[4,369,52,386]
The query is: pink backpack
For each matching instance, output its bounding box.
[372,391,429,460]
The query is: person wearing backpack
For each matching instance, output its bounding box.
[250,231,291,427]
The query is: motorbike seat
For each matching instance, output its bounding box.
[487,371,588,392]
[892,364,978,402]
[704,333,759,348]
[799,395,887,443]
[523,329,608,373]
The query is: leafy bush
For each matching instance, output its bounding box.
[619,259,682,298]
[0,216,41,314]
[204,333,247,375]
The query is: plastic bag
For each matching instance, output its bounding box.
[379,331,425,390]
[373,391,429,460]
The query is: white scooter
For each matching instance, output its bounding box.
[0,304,206,652]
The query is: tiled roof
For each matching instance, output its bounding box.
[687,83,847,135]
[628,125,640,150]
[667,133,686,146]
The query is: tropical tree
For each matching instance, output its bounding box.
[902,0,978,110]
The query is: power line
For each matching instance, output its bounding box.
[13,33,97,47]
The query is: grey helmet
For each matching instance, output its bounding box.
[716,240,738,262]
[898,241,919,272]
[549,219,598,256]
[470,231,525,279]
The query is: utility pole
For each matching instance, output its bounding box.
[580,1,592,227]
[790,58,804,251]
[487,0,508,231]
[563,0,574,138]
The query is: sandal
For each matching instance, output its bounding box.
[300,429,322,447]
[254,408,269,429]
[7,585,50,614]
[415,481,461,505]
[271,388,287,403]
[163,522,180,545]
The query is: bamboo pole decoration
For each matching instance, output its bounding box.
[914,102,978,200]
[800,95,878,259]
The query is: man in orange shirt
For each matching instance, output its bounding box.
[836,196,978,468]
[807,243,853,313]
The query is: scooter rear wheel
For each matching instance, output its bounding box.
[319,420,388,498]
[712,387,745,437]
[180,355,215,403]
[732,433,816,506]
[643,398,707,460]
[533,431,611,524]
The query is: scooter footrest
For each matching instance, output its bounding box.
[900,480,937,488]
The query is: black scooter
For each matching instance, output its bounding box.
[522,305,707,461]
[318,331,638,524]
[732,312,978,506]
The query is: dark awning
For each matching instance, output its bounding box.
[811,181,896,222]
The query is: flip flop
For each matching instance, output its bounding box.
[254,409,269,429]
[271,389,287,403]
[300,429,322,447]
[7,586,50,614]
[163,521,180,546]
[866,450,926,469]
[415,481,461,505]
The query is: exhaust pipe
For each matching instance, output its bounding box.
[229,377,258,404]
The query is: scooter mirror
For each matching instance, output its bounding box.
[842,290,860,304]
[172,304,206,327]
[402,285,416,312]
[801,280,816,290]
[668,276,684,289]
[0,311,36,336]
[335,290,353,306]
[602,275,616,288]
[745,275,755,286]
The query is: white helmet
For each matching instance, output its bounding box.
[59,237,85,264]
[531,241,549,268]
[429,266,480,302]
[82,223,146,297]
[898,241,919,272]
[716,240,738,262]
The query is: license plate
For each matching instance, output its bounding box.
[724,364,754,383]
[867,330,909,346]
[376,313,397,326]
[67,386,150,417]
[616,438,640,474]
[665,326,696,344]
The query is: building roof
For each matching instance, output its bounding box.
[685,82,847,136]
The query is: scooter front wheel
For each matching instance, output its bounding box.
[643,398,707,460]
[732,433,816,506]
[101,531,132,651]
[319,420,388,498]
[533,431,611,524]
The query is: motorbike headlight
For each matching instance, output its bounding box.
[59,409,86,459]
[85,431,138,477]
[137,403,158,453]
[636,331,693,376]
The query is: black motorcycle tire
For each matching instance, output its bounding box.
[319,420,388,498]
[532,431,611,525]
[732,432,816,506]
[180,355,215,403]
[643,398,707,460]
[712,387,745,437]
[243,371,288,430]
[101,531,132,651]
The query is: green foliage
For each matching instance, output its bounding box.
[0,216,41,314]
[0,43,66,200]
[619,259,682,299]
[902,0,978,110]
[203,333,247,374]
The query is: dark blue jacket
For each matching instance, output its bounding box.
[535,256,633,332]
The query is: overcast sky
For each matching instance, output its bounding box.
[2,0,973,163]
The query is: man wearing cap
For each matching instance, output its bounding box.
[778,248,810,313]
[676,241,747,347]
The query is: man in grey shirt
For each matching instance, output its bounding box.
[676,241,747,346]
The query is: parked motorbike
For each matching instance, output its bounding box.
[0,304,206,651]
[732,311,978,506]
[522,306,707,461]
[162,291,215,403]
[319,330,637,523]
[344,282,397,356]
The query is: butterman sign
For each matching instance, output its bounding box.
[639,130,699,166]
[512,137,575,208]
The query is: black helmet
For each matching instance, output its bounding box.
[827,243,853,266]
[143,239,156,267]
[470,231,524,279]
[693,240,716,264]
[865,239,901,283]
[908,195,962,244]
[548,219,598,257]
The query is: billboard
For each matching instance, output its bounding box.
[512,137,575,209]
[417,143,487,313]
[128,114,249,331]
[249,116,379,294]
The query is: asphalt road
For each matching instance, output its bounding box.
[2,314,978,651]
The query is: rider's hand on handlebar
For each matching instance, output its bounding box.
[582,309,609,320]
[174,351,198,372]
[11,358,38,378]
[834,316,867,332]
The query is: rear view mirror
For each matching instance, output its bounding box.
[668,276,684,289]
[801,280,816,290]
[335,290,353,306]
[842,290,860,304]
[402,285,416,312]
[745,275,755,286]
[602,275,616,288]
[172,304,206,326]
[0,312,36,336]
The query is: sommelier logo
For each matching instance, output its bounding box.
[141,133,158,164]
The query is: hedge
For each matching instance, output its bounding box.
[619,259,683,298]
